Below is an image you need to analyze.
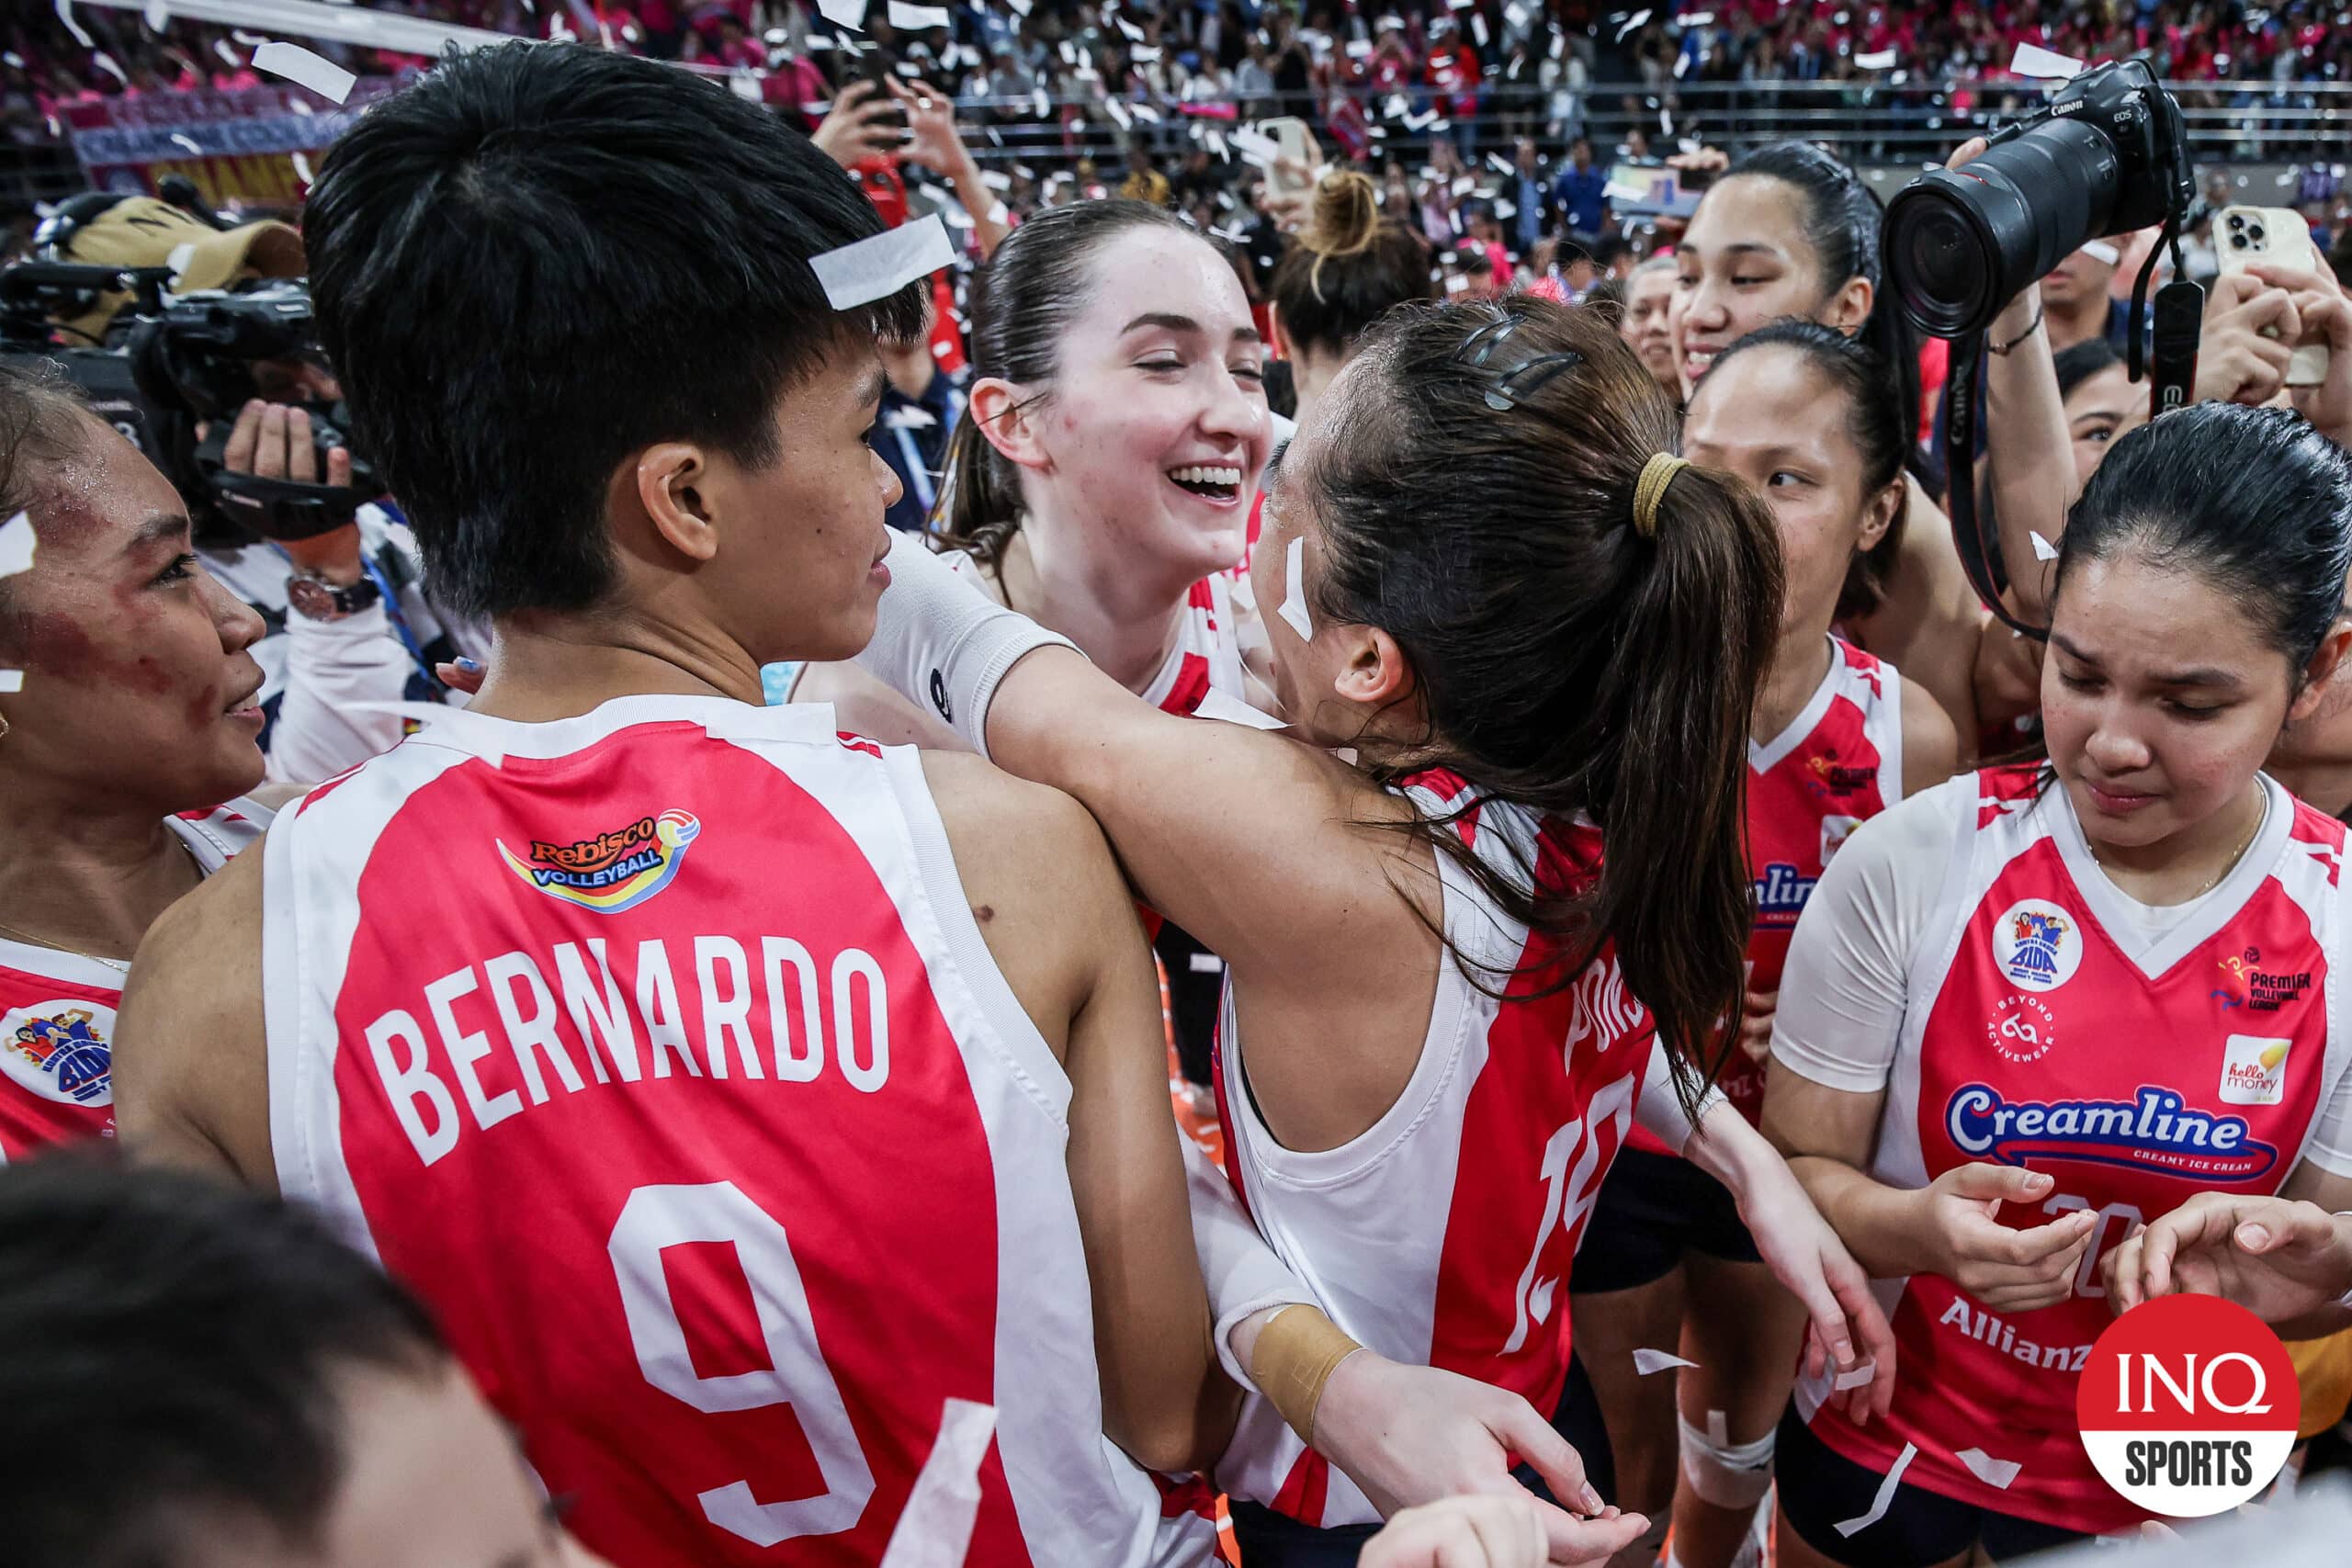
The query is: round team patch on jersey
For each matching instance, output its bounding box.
[1993,898,2082,992]
[2076,1293,2295,1516]
[1985,994,2056,1065]
[1,999,115,1107]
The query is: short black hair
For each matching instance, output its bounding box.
[0,1156,448,1567]
[304,43,926,619]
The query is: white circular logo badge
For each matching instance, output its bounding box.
[0,999,116,1107]
[1986,994,2057,1065]
[1992,899,2082,993]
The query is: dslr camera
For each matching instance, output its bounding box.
[0,260,382,541]
[1884,59,2195,339]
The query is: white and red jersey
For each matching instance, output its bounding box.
[1792,765,2352,1533]
[1631,637,1903,1152]
[262,696,1210,1568]
[0,800,268,1161]
[942,553,1247,718]
[1212,770,1657,1527]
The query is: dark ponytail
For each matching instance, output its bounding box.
[1703,318,1909,621]
[2059,403,2352,676]
[934,199,1199,564]
[1298,298,1783,1111]
[1722,142,1936,496]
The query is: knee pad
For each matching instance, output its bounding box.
[1677,1412,1776,1509]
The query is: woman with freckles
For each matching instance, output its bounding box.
[0,362,277,1158]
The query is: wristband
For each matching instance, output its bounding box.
[852,532,1080,761]
[1250,1304,1364,1450]
[1988,301,2045,356]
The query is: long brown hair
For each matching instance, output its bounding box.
[1298,298,1783,1112]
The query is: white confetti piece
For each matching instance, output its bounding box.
[1613,8,1652,42]
[0,512,35,579]
[2082,239,2120,265]
[169,133,201,155]
[1832,1359,1878,1390]
[0,671,22,694]
[1834,1441,1916,1537]
[1193,688,1286,729]
[56,0,93,50]
[1032,85,1049,117]
[92,51,127,85]
[888,0,952,27]
[2011,41,2084,78]
[818,0,868,27]
[1633,1348,1697,1375]
[1955,1448,2021,1489]
[1006,0,1031,13]
[985,200,1010,226]
[1856,48,1896,69]
[1104,96,1131,129]
[254,39,356,104]
[876,1400,996,1568]
[1470,13,1487,45]
[2030,530,2060,562]
[1347,39,1373,57]
[1131,102,1159,121]
[1115,15,1146,39]
[143,0,170,28]
[1488,152,1516,176]
[2,51,21,67]
[1278,536,1314,642]
[810,214,954,310]
[1188,951,1227,973]
[882,405,938,429]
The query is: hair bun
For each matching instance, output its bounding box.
[1299,169,1382,261]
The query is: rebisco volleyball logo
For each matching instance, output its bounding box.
[2076,1294,2297,1517]
[497,808,703,914]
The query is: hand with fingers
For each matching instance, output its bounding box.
[221,397,362,581]
[888,77,967,175]
[1362,1494,1555,1568]
[2244,260,2352,446]
[1736,990,1777,1064]
[1735,1151,1899,1425]
[809,80,907,168]
[2196,271,2302,408]
[2101,1191,2352,1322]
[1919,1162,2099,1314]
[1311,1351,1649,1565]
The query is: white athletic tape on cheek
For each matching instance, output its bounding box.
[2010,41,2085,79]
[1277,536,1314,642]
[1832,1359,1878,1391]
[0,511,34,578]
[810,215,955,311]
[1833,1440,1917,1538]
[876,1398,996,1568]
[1192,688,1288,730]
[2030,530,2060,562]
[252,40,357,104]
[1954,1447,2022,1490]
[1633,1348,1698,1375]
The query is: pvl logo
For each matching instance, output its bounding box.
[2075,1294,2296,1517]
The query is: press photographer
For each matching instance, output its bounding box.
[4,192,477,782]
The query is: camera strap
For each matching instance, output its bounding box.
[192,421,385,542]
[1942,332,2049,643]
[2147,278,2204,419]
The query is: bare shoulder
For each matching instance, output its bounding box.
[917,750,1136,1055]
[1897,671,1962,796]
[114,835,274,1185]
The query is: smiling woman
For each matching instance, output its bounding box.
[0,360,272,1159]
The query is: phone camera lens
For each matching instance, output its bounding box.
[2230,232,2248,248]
[2250,224,2267,243]
[2228,212,2245,229]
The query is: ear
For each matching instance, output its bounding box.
[1331,623,1417,712]
[1272,313,1298,365]
[629,441,720,565]
[1856,477,1904,553]
[1822,273,1874,336]
[966,378,1051,473]
[2290,615,2352,725]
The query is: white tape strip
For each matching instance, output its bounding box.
[1633,1348,1698,1375]
[888,0,951,28]
[0,671,22,694]
[876,1399,997,1568]
[1277,536,1314,642]
[2030,530,2060,562]
[1193,688,1286,730]
[2082,239,2121,265]
[1833,1441,1916,1537]
[1832,1359,1877,1391]
[58,0,95,49]
[253,39,357,102]
[2011,41,2085,79]
[1187,951,1226,974]
[1955,1447,2021,1490]
[809,214,953,310]
[817,0,867,28]
[1855,48,1896,69]
[1705,1409,1729,1447]
[0,512,35,579]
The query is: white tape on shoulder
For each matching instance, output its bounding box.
[1277,536,1314,641]
[253,40,358,104]
[810,215,954,311]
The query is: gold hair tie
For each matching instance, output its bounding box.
[1634,452,1690,537]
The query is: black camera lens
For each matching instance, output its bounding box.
[2229,212,2245,229]
[2250,223,2267,243]
[1884,114,2123,337]
[2231,231,2248,248]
